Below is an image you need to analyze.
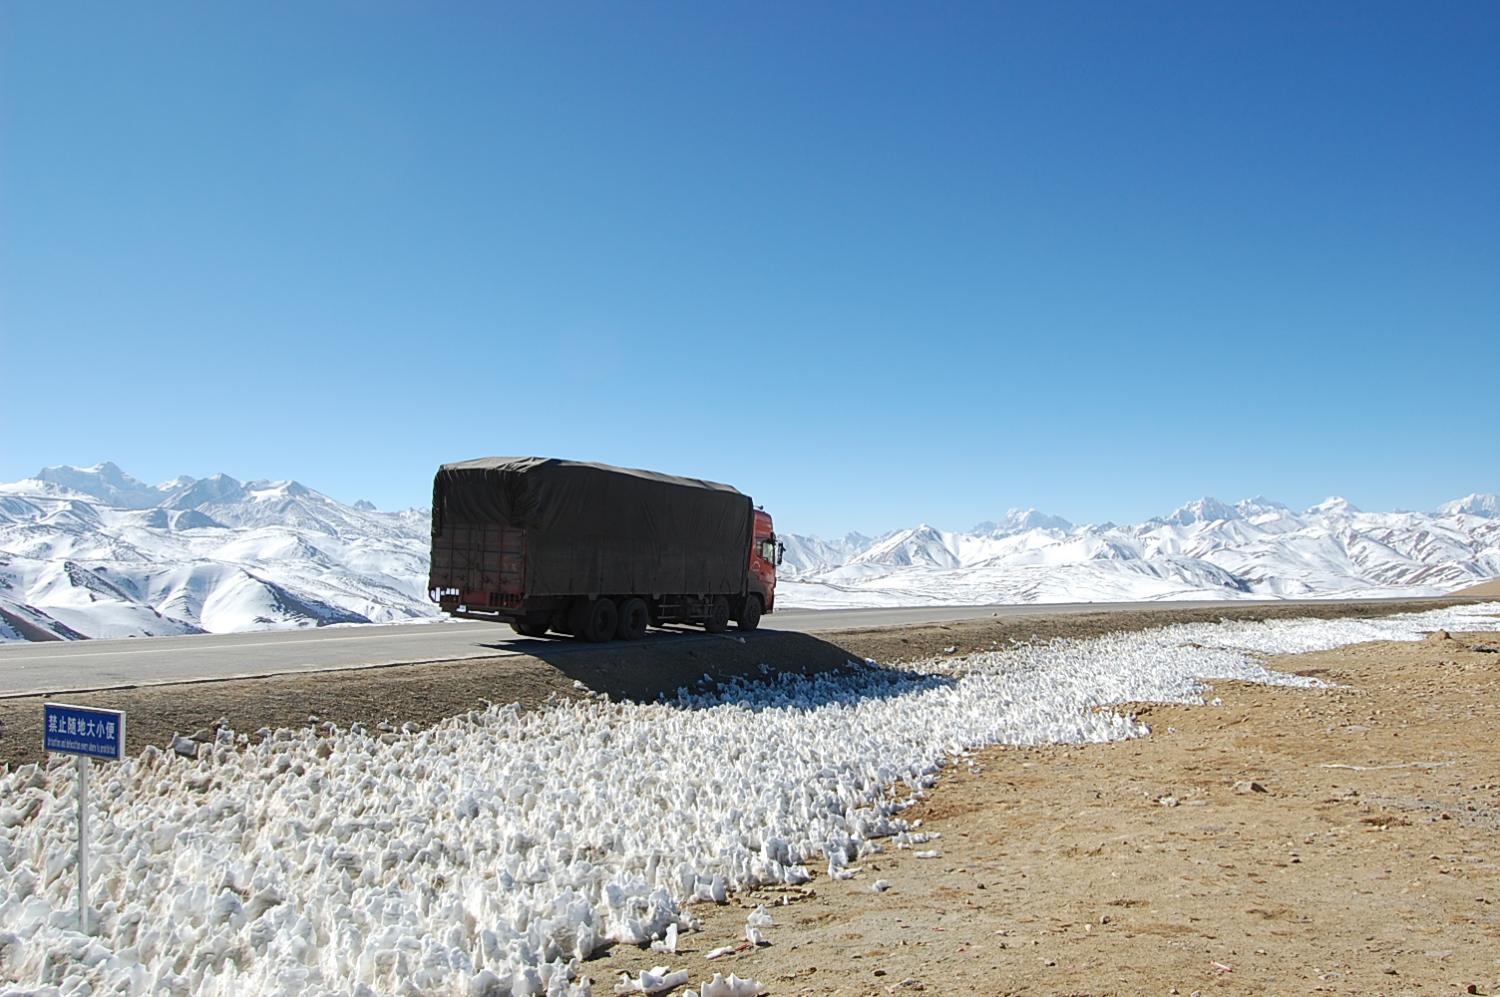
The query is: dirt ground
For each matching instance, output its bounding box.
[599,622,1500,995]
[0,600,1469,770]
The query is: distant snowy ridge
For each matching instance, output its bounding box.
[1,463,1497,641]
[1440,492,1500,518]
[780,495,1500,609]
[0,463,433,641]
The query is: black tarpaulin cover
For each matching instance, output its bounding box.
[432,457,753,597]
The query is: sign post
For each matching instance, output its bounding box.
[77,754,88,931]
[44,702,126,935]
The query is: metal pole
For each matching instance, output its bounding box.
[77,754,89,934]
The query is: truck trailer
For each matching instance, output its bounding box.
[428,457,782,641]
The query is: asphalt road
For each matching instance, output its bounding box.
[0,598,1460,697]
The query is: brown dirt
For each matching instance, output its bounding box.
[598,623,1500,995]
[1455,578,1500,598]
[0,599,1474,770]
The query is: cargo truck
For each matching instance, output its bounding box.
[428,457,783,641]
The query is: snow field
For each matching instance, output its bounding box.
[1,603,1496,996]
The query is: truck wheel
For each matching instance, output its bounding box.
[510,619,549,638]
[736,596,762,632]
[616,597,649,641]
[704,596,731,633]
[582,598,618,642]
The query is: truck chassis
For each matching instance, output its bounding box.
[434,590,760,641]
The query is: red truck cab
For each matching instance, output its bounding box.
[748,508,782,623]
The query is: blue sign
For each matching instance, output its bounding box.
[44,703,126,761]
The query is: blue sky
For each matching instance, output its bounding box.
[3,2,1496,536]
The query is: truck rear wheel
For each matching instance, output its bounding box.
[736,596,762,632]
[510,619,549,638]
[581,598,618,642]
[616,597,649,641]
[704,596,731,633]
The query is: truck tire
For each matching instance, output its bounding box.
[511,619,549,638]
[582,598,618,642]
[616,597,649,641]
[736,595,762,632]
[704,596,731,633]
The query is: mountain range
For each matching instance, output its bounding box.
[1,463,1496,641]
[0,463,430,641]
[779,494,1500,608]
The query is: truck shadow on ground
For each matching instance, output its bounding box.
[477,626,956,710]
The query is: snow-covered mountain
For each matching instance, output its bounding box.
[0,463,434,642]
[1,464,1496,641]
[1440,493,1500,519]
[779,497,1500,609]
[778,531,873,576]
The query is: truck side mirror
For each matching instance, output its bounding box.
[776,541,784,566]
